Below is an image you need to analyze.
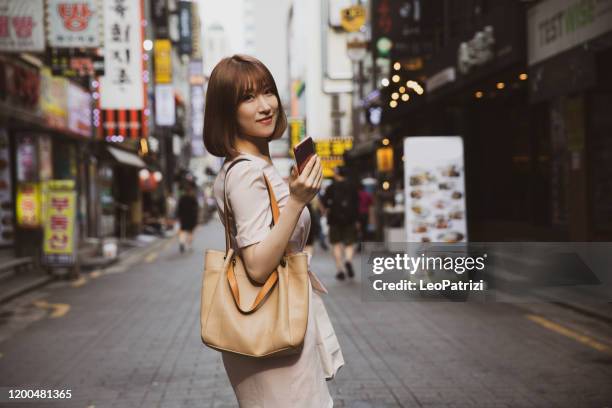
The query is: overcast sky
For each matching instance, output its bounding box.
[197,0,245,54]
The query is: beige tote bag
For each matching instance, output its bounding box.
[200,159,310,358]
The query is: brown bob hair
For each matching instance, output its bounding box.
[203,55,287,158]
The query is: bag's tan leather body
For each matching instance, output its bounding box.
[200,159,310,358]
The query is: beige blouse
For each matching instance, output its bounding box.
[213,152,343,408]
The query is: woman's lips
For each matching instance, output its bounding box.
[257,116,273,125]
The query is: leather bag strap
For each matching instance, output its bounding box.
[222,158,283,313]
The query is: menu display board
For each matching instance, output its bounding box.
[404,137,468,243]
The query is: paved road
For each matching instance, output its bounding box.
[0,220,611,408]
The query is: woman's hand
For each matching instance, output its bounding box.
[288,155,323,207]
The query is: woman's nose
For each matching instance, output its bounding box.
[256,95,271,112]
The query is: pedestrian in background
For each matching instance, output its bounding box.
[176,183,199,253]
[357,182,373,245]
[321,166,359,280]
[204,54,342,407]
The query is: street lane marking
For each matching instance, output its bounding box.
[526,314,612,354]
[33,301,71,318]
[71,276,87,288]
[145,252,158,263]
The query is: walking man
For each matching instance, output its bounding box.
[321,167,359,280]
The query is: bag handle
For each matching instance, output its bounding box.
[222,158,283,313]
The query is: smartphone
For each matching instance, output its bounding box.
[293,136,316,174]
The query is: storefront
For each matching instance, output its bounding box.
[383,1,539,241]
[0,57,94,258]
[527,0,612,241]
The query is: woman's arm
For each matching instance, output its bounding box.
[240,156,323,283]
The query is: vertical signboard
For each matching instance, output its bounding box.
[16,183,41,228]
[154,39,172,83]
[43,180,77,265]
[0,0,45,52]
[150,0,168,38]
[0,129,14,245]
[155,84,175,126]
[67,83,92,136]
[403,137,467,243]
[190,84,204,156]
[39,68,69,129]
[100,0,144,109]
[47,0,101,47]
[177,1,192,56]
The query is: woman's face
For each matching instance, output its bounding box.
[236,88,279,138]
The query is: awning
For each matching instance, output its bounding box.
[107,146,146,168]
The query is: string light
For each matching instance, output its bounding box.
[519,73,528,81]
[389,100,398,108]
[496,82,505,90]
[393,62,401,70]
[401,94,409,101]
[399,86,406,93]
[391,92,399,100]
[475,91,483,98]
[381,78,390,87]
[382,138,390,146]
[392,75,400,83]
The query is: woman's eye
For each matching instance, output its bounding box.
[243,94,254,101]
[264,89,273,95]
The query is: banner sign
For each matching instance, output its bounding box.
[98,109,145,139]
[47,0,101,47]
[150,0,168,38]
[43,180,77,265]
[49,48,105,77]
[154,39,172,83]
[177,1,192,56]
[528,0,612,66]
[155,84,175,126]
[190,84,204,156]
[67,83,91,137]
[0,57,40,110]
[16,182,41,228]
[16,134,38,182]
[39,68,69,129]
[315,137,353,178]
[0,0,45,52]
[100,0,144,109]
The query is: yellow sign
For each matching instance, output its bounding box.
[43,180,77,265]
[315,137,353,178]
[288,118,305,157]
[154,39,173,84]
[16,183,41,228]
[340,5,366,32]
[377,147,394,172]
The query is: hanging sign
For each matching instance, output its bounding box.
[154,39,172,83]
[47,0,101,47]
[155,84,175,126]
[67,83,92,137]
[340,5,366,32]
[0,0,45,52]
[16,182,41,228]
[100,0,144,109]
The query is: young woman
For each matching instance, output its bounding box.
[204,55,343,407]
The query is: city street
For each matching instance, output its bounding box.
[0,220,611,408]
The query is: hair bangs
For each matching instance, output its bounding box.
[234,62,275,103]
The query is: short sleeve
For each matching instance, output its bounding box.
[226,161,272,248]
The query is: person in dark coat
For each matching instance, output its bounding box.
[176,183,199,252]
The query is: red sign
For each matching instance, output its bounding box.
[58,3,93,32]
